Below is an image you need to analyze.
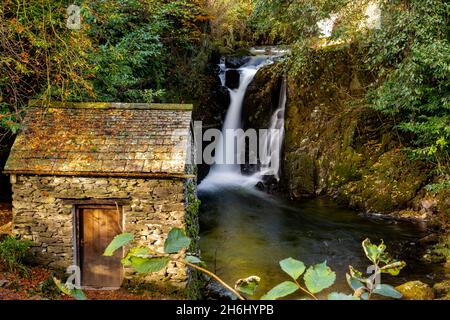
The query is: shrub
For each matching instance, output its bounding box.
[0,235,32,275]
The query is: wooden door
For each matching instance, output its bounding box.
[79,206,123,288]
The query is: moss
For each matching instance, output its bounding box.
[330,146,363,187]
[185,181,200,251]
[395,281,435,300]
[336,150,429,213]
[183,179,204,299]
[280,44,444,220]
[431,234,450,261]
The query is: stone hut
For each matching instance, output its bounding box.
[3,100,198,293]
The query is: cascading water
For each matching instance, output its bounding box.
[199,55,286,191]
[258,78,286,181]
[198,51,444,299]
[212,67,259,175]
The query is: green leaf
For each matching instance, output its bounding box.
[304,261,336,294]
[260,281,299,300]
[279,258,305,280]
[328,292,360,300]
[53,277,70,295]
[71,288,88,301]
[53,277,87,300]
[349,265,366,282]
[185,255,202,264]
[362,238,380,264]
[234,276,261,296]
[128,256,170,273]
[120,246,151,267]
[380,261,406,276]
[346,273,365,291]
[104,233,134,256]
[164,228,191,254]
[373,284,402,299]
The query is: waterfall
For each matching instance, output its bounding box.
[212,67,259,175]
[258,77,287,180]
[199,55,286,191]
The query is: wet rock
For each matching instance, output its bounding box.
[433,280,450,298]
[225,70,240,89]
[418,233,440,245]
[225,56,251,69]
[243,64,281,131]
[204,279,237,300]
[255,181,265,191]
[395,281,435,300]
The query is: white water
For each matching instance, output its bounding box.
[212,67,259,175]
[199,56,286,191]
[258,77,286,180]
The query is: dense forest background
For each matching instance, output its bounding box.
[0,0,448,185]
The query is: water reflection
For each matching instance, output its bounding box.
[199,186,444,299]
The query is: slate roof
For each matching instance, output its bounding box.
[3,100,193,177]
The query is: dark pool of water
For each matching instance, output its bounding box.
[198,186,444,299]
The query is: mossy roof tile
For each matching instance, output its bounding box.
[4,101,193,177]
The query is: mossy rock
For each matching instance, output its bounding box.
[284,151,316,197]
[395,281,435,300]
[337,150,428,213]
[433,280,450,298]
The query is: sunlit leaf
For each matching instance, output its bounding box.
[120,246,151,267]
[304,261,336,294]
[346,273,365,291]
[53,277,87,300]
[234,276,261,296]
[380,261,406,276]
[362,238,380,264]
[185,255,202,264]
[373,284,402,299]
[261,281,299,300]
[348,265,365,282]
[279,257,305,280]
[164,228,191,254]
[104,233,134,256]
[128,256,170,273]
[328,292,360,300]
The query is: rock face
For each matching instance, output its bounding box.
[243,63,283,131]
[10,174,199,294]
[396,281,435,300]
[278,46,449,223]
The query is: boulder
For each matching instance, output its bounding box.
[225,70,240,89]
[395,281,435,300]
[225,56,251,69]
[433,280,450,298]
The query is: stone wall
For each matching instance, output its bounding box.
[10,175,195,291]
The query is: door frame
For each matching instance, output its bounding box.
[72,200,125,289]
